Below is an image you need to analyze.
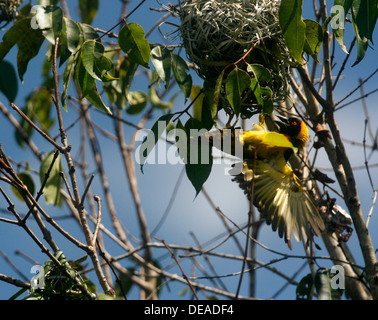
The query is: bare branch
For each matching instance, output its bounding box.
[155,237,200,300]
[10,103,64,153]
[92,195,102,247]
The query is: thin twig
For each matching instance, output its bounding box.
[59,171,75,204]
[0,249,28,282]
[334,67,378,107]
[366,192,377,229]
[189,231,229,292]
[95,239,128,300]
[22,150,60,223]
[0,186,61,265]
[0,102,42,160]
[235,152,256,299]
[172,88,203,122]
[53,37,67,146]
[335,87,378,112]
[155,237,200,300]
[80,174,95,206]
[332,38,356,90]
[151,168,185,236]
[95,0,147,42]
[10,103,64,153]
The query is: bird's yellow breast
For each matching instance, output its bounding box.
[241,130,298,160]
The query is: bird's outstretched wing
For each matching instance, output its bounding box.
[241,158,325,249]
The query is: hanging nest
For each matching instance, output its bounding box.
[170,0,293,102]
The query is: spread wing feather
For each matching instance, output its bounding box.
[242,159,324,249]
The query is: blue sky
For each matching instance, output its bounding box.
[0,0,378,300]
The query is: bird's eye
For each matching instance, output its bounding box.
[291,121,297,126]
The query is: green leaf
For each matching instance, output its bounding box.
[0,60,18,103]
[260,86,273,99]
[262,97,274,114]
[202,70,224,128]
[59,18,81,66]
[94,55,115,82]
[104,59,137,110]
[175,119,186,160]
[78,23,100,42]
[9,288,28,300]
[250,78,263,106]
[332,0,353,53]
[126,91,148,114]
[119,23,150,68]
[122,62,138,100]
[61,18,81,54]
[315,269,332,300]
[250,78,273,115]
[247,64,271,83]
[296,273,314,300]
[197,81,218,130]
[80,40,105,81]
[149,85,176,110]
[351,13,369,66]
[279,0,306,64]
[151,46,171,89]
[35,5,63,45]
[171,53,192,100]
[105,80,126,109]
[76,56,92,96]
[198,98,215,131]
[115,268,136,298]
[85,82,112,114]
[191,85,204,121]
[139,113,174,173]
[79,0,99,25]
[225,68,251,116]
[0,18,33,62]
[0,18,45,81]
[75,57,112,114]
[17,32,46,82]
[184,118,212,197]
[12,172,35,201]
[70,255,88,268]
[61,53,76,111]
[352,0,378,42]
[40,151,63,207]
[303,19,323,60]
[32,88,54,132]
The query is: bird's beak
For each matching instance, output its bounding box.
[274,115,290,132]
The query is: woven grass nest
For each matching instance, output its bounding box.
[172,0,293,102]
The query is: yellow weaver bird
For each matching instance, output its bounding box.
[211,114,325,249]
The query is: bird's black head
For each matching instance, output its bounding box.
[275,115,309,149]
